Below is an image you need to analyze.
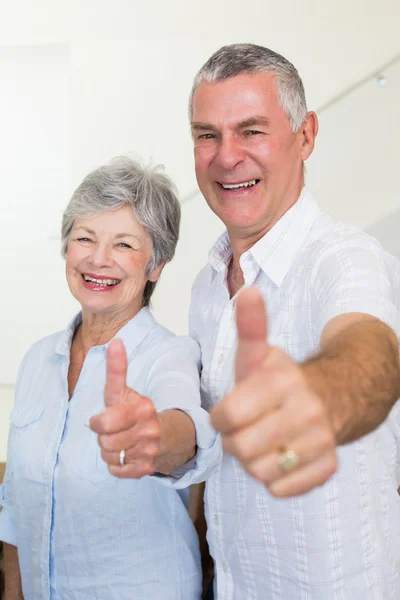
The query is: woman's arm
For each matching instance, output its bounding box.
[3,543,23,600]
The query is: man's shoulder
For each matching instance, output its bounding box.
[300,210,400,295]
[308,210,396,262]
[191,263,214,293]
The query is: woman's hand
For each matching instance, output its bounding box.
[90,339,161,478]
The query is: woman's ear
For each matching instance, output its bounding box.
[148,261,166,283]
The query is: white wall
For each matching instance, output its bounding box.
[1,3,400,461]
[0,46,72,388]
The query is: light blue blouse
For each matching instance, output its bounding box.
[0,307,221,599]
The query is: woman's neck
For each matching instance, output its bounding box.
[77,307,142,353]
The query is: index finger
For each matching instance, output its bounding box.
[104,338,128,407]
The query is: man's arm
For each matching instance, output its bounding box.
[303,313,400,444]
[3,543,23,600]
[211,288,400,497]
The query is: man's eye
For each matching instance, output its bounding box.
[198,133,215,140]
[245,130,262,136]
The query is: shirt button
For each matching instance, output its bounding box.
[213,514,219,525]
[221,562,228,573]
[217,353,224,364]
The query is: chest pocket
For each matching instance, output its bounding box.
[7,404,45,478]
[67,428,110,484]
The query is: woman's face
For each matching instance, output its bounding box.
[66,205,162,318]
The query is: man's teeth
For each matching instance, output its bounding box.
[221,180,258,189]
[83,275,120,286]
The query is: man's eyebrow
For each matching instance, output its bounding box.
[236,116,270,128]
[190,121,218,131]
[190,116,270,132]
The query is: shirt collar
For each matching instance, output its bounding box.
[208,187,321,287]
[54,307,157,357]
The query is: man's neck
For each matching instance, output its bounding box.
[226,184,304,297]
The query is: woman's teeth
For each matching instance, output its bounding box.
[82,274,120,286]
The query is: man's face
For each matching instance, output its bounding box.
[191,72,316,242]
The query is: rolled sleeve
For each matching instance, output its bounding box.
[0,480,17,546]
[143,336,221,488]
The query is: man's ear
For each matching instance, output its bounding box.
[300,111,319,161]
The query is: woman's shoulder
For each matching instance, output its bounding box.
[148,321,200,355]
[18,330,66,376]
[138,310,200,361]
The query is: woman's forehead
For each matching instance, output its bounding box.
[73,205,144,235]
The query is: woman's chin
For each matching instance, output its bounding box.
[79,299,117,316]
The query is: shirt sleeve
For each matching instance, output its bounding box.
[311,228,400,340]
[145,335,221,489]
[0,467,17,546]
[0,345,35,546]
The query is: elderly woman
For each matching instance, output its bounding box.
[0,157,220,600]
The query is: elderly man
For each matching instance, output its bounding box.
[188,43,400,599]
[86,44,400,598]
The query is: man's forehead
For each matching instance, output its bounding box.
[191,72,278,117]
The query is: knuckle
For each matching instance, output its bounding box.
[145,442,160,458]
[100,434,117,451]
[264,424,281,448]
[141,423,161,441]
[319,454,338,482]
[268,484,286,498]
[246,461,268,484]
[101,450,110,464]
[327,453,338,475]
[319,429,336,452]
[303,397,325,425]
[137,398,156,420]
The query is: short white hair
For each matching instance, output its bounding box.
[189,43,308,132]
[61,156,180,306]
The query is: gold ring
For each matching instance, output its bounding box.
[278,449,299,474]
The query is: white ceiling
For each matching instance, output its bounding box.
[1,1,400,385]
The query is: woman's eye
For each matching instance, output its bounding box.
[77,237,92,242]
[117,242,132,249]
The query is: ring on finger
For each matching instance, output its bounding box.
[119,449,126,466]
[278,448,299,474]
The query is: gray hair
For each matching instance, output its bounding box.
[61,156,181,307]
[190,43,307,132]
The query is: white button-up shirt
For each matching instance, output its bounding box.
[189,188,400,599]
[0,307,221,600]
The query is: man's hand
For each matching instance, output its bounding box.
[210,287,337,497]
[90,339,161,479]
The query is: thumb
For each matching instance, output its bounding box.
[104,338,128,407]
[235,286,269,382]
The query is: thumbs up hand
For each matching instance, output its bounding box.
[90,339,161,478]
[210,287,337,497]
